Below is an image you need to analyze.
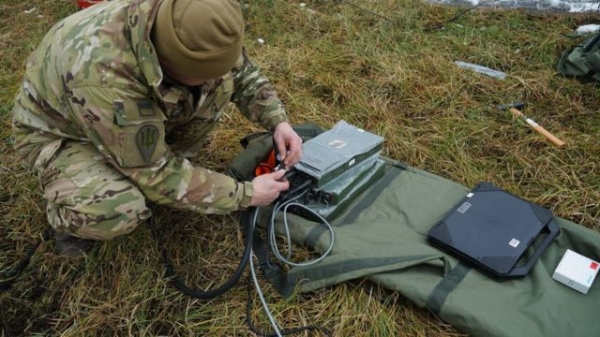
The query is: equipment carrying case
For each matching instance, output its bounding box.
[228,123,600,337]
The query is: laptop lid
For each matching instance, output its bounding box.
[428,182,559,280]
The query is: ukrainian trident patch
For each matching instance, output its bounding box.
[136,125,159,163]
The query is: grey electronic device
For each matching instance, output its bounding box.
[294,120,384,188]
[286,121,386,220]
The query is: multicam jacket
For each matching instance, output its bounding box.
[12,0,289,214]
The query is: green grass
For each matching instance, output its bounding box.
[1,0,599,336]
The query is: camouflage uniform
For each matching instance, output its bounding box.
[12,0,289,240]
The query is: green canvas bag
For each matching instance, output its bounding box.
[228,126,600,337]
[557,31,600,84]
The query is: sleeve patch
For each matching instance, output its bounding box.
[136,125,159,163]
[112,100,167,167]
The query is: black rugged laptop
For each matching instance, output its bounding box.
[427,182,560,280]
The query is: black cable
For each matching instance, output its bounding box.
[151,208,257,299]
[246,183,333,336]
[340,0,393,21]
[424,0,492,32]
[277,177,312,204]
[151,174,330,334]
[445,0,492,24]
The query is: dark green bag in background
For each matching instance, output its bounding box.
[557,31,600,84]
[228,126,600,337]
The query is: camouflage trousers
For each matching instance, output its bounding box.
[39,141,152,240]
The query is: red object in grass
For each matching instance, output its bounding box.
[74,0,105,10]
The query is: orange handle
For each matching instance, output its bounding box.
[254,150,278,176]
[529,123,566,147]
[509,108,566,147]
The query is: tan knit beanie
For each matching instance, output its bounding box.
[152,0,244,79]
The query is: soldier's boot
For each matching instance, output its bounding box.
[54,232,94,257]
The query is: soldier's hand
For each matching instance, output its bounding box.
[273,122,302,169]
[249,170,290,206]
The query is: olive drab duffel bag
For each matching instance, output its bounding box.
[228,123,600,337]
[557,31,600,84]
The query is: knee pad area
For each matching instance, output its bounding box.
[48,199,151,241]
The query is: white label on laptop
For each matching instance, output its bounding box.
[509,238,520,248]
[457,202,472,214]
[466,193,474,198]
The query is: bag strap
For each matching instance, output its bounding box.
[252,231,295,297]
[240,131,272,149]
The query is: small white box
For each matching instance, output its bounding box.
[552,249,599,294]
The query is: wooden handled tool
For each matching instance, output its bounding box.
[498,102,566,147]
[508,108,565,147]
